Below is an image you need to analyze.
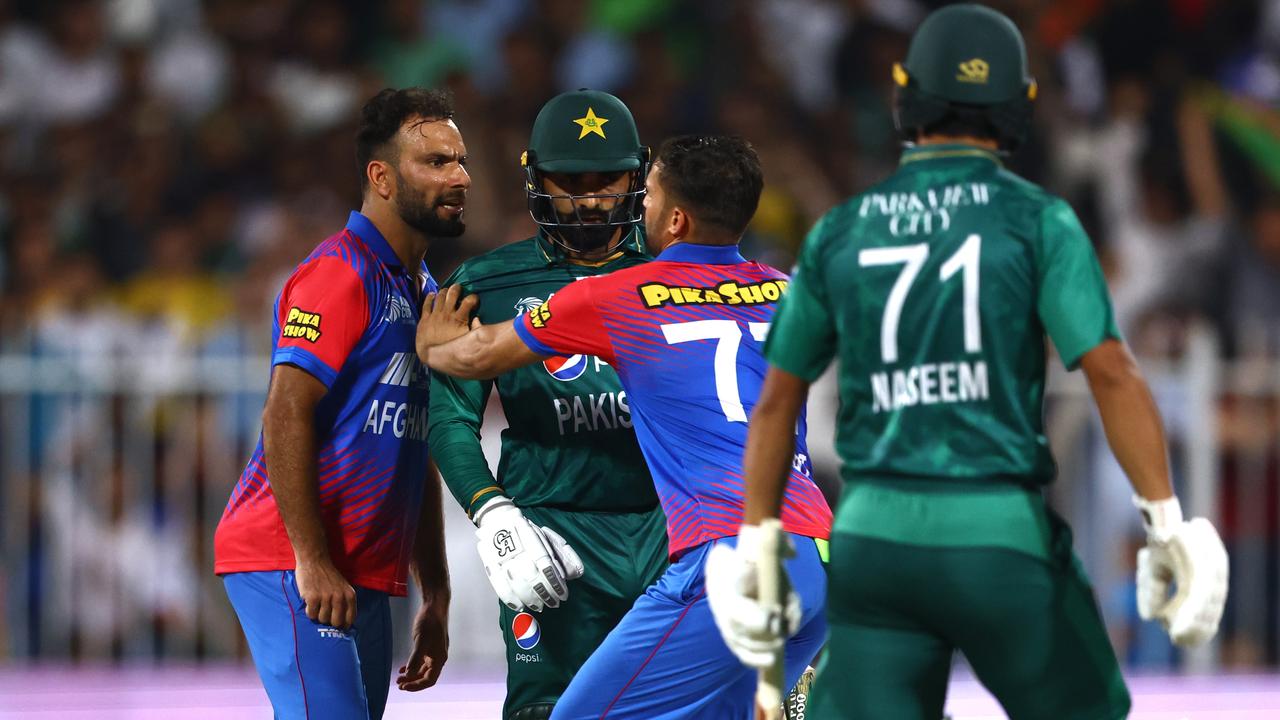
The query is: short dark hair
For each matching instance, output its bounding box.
[355,87,456,189]
[654,135,763,237]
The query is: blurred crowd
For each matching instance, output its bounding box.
[1,0,1279,668]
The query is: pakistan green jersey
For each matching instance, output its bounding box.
[428,230,658,517]
[768,144,1120,489]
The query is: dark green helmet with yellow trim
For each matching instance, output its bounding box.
[523,89,649,254]
[893,4,1037,150]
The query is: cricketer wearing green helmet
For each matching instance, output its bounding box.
[708,4,1225,719]
[892,2,1037,151]
[523,88,650,257]
[426,89,666,720]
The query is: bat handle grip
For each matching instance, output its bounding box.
[755,518,785,720]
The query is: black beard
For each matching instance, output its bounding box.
[395,177,466,238]
[553,223,617,253]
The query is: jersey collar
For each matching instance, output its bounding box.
[899,143,1002,168]
[346,211,404,269]
[655,242,746,265]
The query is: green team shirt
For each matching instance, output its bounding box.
[767,145,1120,549]
[428,229,659,517]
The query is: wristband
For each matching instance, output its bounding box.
[1133,494,1183,543]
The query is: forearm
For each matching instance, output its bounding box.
[262,406,331,563]
[426,325,504,379]
[423,320,544,380]
[433,433,504,518]
[427,375,504,517]
[412,463,451,605]
[1085,347,1175,502]
[742,368,810,525]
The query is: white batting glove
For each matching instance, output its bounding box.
[1133,495,1229,647]
[474,497,584,612]
[705,525,802,669]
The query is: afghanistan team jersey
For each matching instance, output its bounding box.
[514,242,832,556]
[427,230,659,518]
[768,144,1121,490]
[214,212,436,596]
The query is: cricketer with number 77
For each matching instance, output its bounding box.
[418,135,832,719]
[705,5,1229,720]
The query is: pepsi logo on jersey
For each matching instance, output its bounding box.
[544,354,589,381]
[512,612,541,650]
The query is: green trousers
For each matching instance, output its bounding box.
[811,482,1131,720]
[497,505,668,719]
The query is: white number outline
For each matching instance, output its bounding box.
[857,244,928,363]
[939,234,982,354]
[661,320,771,423]
[859,235,983,363]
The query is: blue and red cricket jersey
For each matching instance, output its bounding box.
[215,211,436,596]
[515,242,832,556]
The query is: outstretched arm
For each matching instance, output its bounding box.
[416,285,547,379]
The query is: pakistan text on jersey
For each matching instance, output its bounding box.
[553,391,632,435]
[362,400,429,441]
[858,183,991,237]
[870,360,989,413]
[638,279,788,309]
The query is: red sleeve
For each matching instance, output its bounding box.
[272,256,370,387]
[514,277,614,363]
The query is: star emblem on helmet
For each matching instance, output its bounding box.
[573,107,609,140]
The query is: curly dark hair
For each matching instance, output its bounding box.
[654,135,763,238]
[355,87,456,190]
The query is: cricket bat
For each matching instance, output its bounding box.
[755,518,785,720]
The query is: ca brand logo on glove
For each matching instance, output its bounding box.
[494,529,520,557]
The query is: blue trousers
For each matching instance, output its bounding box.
[551,533,827,719]
[223,570,392,720]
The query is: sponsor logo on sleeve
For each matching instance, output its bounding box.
[282,307,322,342]
[637,279,788,309]
[528,302,552,328]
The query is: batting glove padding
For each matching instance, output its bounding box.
[1133,495,1229,647]
[705,524,803,669]
[474,497,584,612]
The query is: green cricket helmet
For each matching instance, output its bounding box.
[523,89,649,254]
[892,3,1037,150]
